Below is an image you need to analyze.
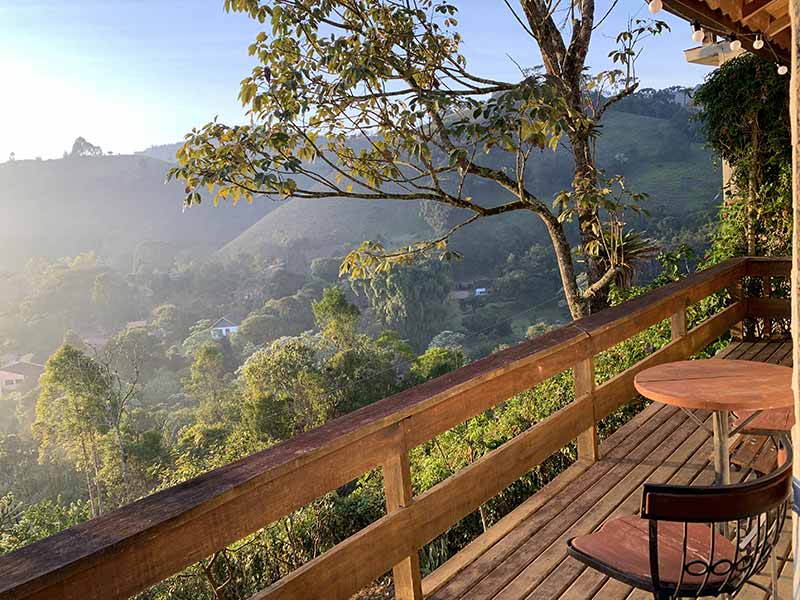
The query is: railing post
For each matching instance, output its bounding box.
[728,279,745,340]
[383,422,423,600]
[671,306,687,340]
[575,357,598,462]
[762,275,772,338]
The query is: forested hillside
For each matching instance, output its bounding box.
[0,88,720,364]
[0,155,275,272]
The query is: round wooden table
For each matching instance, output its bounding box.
[634,359,792,485]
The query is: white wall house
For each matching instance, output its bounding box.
[210,317,239,340]
[0,361,45,398]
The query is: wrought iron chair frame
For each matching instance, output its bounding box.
[567,436,792,599]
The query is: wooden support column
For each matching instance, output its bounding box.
[728,279,745,340]
[671,306,688,340]
[575,357,598,462]
[762,275,772,338]
[789,0,800,593]
[383,422,423,600]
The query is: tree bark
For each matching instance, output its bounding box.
[747,117,761,255]
[90,433,103,516]
[570,133,608,314]
[113,423,130,501]
[520,0,608,315]
[537,208,588,319]
[79,436,98,518]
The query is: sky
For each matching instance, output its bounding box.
[0,0,715,161]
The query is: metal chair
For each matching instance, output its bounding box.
[728,410,791,489]
[567,437,791,599]
[732,408,793,438]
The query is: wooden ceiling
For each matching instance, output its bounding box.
[663,0,790,62]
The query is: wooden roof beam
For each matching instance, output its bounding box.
[767,13,791,36]
[742,0,784,22]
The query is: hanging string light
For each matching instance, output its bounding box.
[753,33,764,50]
[691,22,704,43]
[728,33,742,52]
[778,64,789,75]
[648,0,662,13]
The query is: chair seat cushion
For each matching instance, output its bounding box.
[568,516,737,592]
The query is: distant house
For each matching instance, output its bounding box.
[448,290,471,300]
[475,288,489,297]
[0,361,45,398]
[126,320,149,330]
[210,317,239,340]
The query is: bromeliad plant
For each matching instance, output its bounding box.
[169,1,664,318]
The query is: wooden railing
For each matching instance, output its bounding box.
[0,256,790,600]
[744,256,792,338]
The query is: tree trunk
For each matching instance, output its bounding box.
[90,433,104,515]
[537,208,588,319]
[570,133,609,314]
[747,117,761,255]
[517,0,604,315]
[113,423,130,501]
[80,436,98,518]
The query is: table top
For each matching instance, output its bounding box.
[633,359,793,412]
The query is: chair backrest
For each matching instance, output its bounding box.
[639,437,792,598]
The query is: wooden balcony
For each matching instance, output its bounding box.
[424,339,793,600]
[0,256,790,600]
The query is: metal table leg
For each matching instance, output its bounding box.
[713,410,731,485]
[712,410,731,541]
[770,548,780,598]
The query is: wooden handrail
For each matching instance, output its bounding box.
[746,255,791,276]
[0,256,759,600]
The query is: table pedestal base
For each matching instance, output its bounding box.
[713,410,731,486]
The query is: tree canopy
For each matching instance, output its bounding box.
[69,137,103,158]
[694,54,791,258]
[169,0,665,318]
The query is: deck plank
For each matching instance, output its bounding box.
[520,414,711,600]
[422,403,670,597]
[426,406,678,600]
[528,419,721,600]
[420,460,592,597]
[752,341,783,362]
[422,340,791,600]
[715,340,747,358]
[459,411,692,599]
[723,341,754,359]
[559,568,608,599]
[739,341,771,361]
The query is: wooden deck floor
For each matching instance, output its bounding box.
[422,340,794,600]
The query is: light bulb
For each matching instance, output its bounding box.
[648,0,662,13]
[692,27,704,43]
[729,36,742,51]
[778,64,788,75]
[753,35,764,50]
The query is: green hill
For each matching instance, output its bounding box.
[0,155,276,272]
[0,101,720,281]
[218,196,435,267]
[220,110,721,274]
